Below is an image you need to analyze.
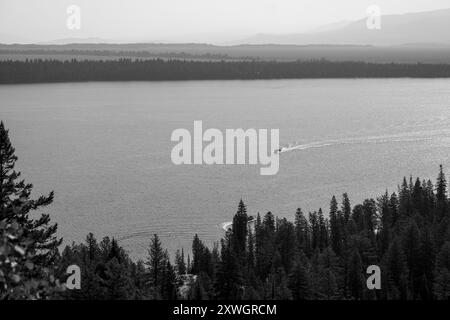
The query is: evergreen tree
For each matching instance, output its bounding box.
[247,228,255,272]
[0,122,61,263]
[231,200,248,259]
[146,234,165,297]
[342,193,352,224]
[263,211,275,235]
[188,273,210,300]
[255,213,265,277]
[175,248,186,275]
[436,164,447,203]
[191,234,212,277]
[329,196,342,256]
[347,249,364,300]
[161,259,178,300]
[418,227,435,299]
[399,177,412,218]
[104,255,134,299]
[0,219,59,299]
[402,221,421,298]
[434,242,450,299]
[288,251,311,300]
[133,260,149,299]
[191,234,203,274]
[386,237,409,299]
[215,235,243,300]
[0,121,61,299]
[317,247,340,299]
[318,209,328,251]
[266,268,292,300]
[275,218,296,273]
[378,191,391,256]
[389,193,400,229]
[187,254,191,274]
[309,211,319,251]
[436,165,448,220]
[294,208,311,257]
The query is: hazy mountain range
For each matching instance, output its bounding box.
[1,8,450,47]
[2,8,450,64]
[235,8,450,46]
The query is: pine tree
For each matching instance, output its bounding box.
[399,177,412,217]
[378,191,391,256]
[215,235,243,300]
[191,234,203,274]
[0,122,61,264]
[347,249,364,300]
[146,234,165,297]
[108,239,123,263]
[161,259,178,299]
[288,251,311,300]
[86,232,100,261]
[187,254,191,274]
[389,193,400,228]
[175,248,186,275]
[309,211,319,251]
[0,121,62,299]
[188,274,209,300]
[191,234,212,277]
[317,247,340,299]
[294,208,311,256]
[133,260,149,299]
[402,221,421,298]
[104,255,134,299]
[231,200,248,259]
[267,268,292,300]
[318,209,328,251]
[386,237,409,299]
[418,227,435,299]
[342,193,351,224]
[436,165,447,203]
[436,165,448,220]
[434,241,450,299]
[412,177,423,213]
[255,212,277,279]
[0,219,58,299]
[329,196,342,256]
[263,211,275,235]
[255,213,265,277]
[247,228,255,272]
[362,199,378,234]
[275,218,296,273]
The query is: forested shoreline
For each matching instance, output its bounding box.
[1,121,450,300]
[2,58,450,84]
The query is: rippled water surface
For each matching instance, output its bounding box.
[1,79,449,258]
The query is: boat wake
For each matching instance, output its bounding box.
[274,130,448,155]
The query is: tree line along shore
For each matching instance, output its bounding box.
[2,58,450,84]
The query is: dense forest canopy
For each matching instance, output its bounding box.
[1,121,450,300]
[2,58,450,84]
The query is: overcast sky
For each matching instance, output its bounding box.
[1,0,450,43]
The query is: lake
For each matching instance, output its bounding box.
[1,79,449,259]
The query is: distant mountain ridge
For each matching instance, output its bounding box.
[238,8,450,46]
[38,37,110,45]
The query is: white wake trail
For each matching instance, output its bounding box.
[276,130,447,154]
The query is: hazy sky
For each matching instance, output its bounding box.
[1,0,450,43]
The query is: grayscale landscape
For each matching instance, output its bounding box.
[1,0,450,302]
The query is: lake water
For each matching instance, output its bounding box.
[1,79,450,259]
